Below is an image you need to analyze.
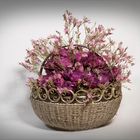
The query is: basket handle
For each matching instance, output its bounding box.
[39,53,52,76]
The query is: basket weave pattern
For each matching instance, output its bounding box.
[31,95,121,130]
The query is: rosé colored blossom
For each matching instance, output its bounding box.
[63,81,76,90]
[70,70,83,82]
[37,48,115,91]
[75,62,84,72]
[83,72,99,88]
[98,74,110,84]
[53,73,64,87]
[75,51,88,62]
[112,66,122,79]
[19,62,33,72]
[81,52,107,69]
[59,57,72,67]
[59,48,69,57]
[38,75,48,87]
[64,27,69,34]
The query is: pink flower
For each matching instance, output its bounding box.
[59,57,72,67]
[20,10,134,94]
[98,74,110,84]
[19,62,33,72]
[38,75,50,87]
[64,26,69,34]
[75,62,84,72]
[53,73,64,87]
[112,66,122,80]
[76,20,82,27]
[83,16,91,23]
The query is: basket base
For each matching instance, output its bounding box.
[45,119,113,131]
[31,96,122,131]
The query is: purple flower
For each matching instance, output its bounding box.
[98,74,110,84]
[75,62,84,72]
[59,48,69,57]
[95,57,106,68]
[62,70,72,81]
[112,66,121,79]
[75,51,88,63]
[70,70,83,82]
[63,81,76,90]
[87,52,106,68]
[83,72,99,88]
[39,46,115,91]
[99,68,113,83]
[53,73,64,87]
[38,75,51,87]
[59,56,72,67]
[75,52,82,61]
[45,60,55,71]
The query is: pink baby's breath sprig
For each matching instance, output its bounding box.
[20,10,134,93]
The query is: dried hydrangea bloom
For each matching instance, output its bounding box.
[37,46,117,92]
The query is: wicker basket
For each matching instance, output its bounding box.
[30,45,122,130]
[31,95,121,130]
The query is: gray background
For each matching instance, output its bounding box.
[0,0,140,140]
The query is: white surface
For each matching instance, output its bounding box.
[0,1,140,140]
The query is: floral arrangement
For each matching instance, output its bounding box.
[20,11,134,102]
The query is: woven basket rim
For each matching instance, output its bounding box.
[31,82,121,104]
[30,94,122,105]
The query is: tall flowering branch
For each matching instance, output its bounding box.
[19,33,66,74]
[62,11,134,83]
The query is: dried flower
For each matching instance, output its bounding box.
[20,11,134,98]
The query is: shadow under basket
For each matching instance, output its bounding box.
[30,90,122,131]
